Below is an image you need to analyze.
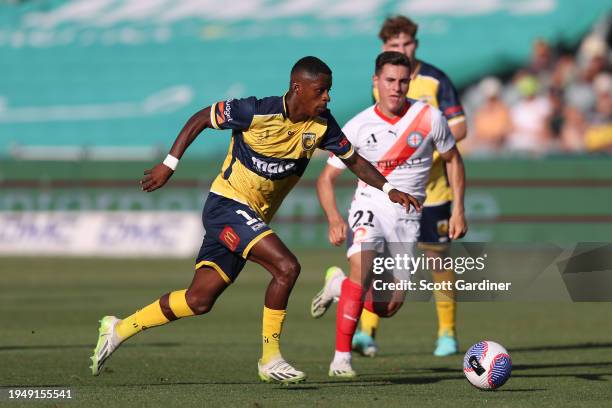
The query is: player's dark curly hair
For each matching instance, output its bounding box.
[291,56,332,78]
[375,51,412,76]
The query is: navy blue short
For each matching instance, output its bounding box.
[195,193,273,283]
[418,201,451,248]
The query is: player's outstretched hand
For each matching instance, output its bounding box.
[140,163,173,192]
[449,212,468,240]
[328,217,347,246]
[388,189,422,213]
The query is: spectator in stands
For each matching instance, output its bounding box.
[506,73,552,155]
[469,77,511,154]
[528,38,556,90]
[584,73,612,152]
[565,35,609,115]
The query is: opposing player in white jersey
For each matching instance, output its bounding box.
[313,51,467,377]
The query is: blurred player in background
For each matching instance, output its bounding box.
[90,56,420,384]
[313,15,468,358]
[312,51,466,376]
[361,15,467,357]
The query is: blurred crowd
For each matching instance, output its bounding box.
[462,16,612,156]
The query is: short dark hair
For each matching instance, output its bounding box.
[378,15,418,43]
[291,56,332,78]
[375,51,412,76]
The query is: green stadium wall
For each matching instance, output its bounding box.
[1,156,611,247]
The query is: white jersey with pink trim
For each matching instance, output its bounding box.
[328,100,455,204]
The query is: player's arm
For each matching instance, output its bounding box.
[449,120,467,143]
[141,106,213,192]
[438,71,467,143]
[341,153,422,212]
[316,163,347,246]
[439,146,467,239]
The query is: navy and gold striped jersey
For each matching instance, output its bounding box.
[373,60,465,205]
[209,95,354,222]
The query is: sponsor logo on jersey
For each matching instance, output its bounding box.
[375,157,424,170]
[223,99,233,122]
[302,132,316,151]
[220,225,240,251]
[365,133,378,151]
[407,131,424,148]
[251,156,296,175]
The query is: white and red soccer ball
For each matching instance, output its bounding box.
[463,341,512,390]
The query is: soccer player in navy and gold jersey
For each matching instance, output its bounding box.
[90,56,420,383]
[353,16,467,357]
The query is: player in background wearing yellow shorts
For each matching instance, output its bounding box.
[312,16,467,357]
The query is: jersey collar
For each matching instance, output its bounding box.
[374,100,411,125]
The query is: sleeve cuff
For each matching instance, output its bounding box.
[210,103,220,129]
[327,154,347,170]
[447,115,466,126]
[337,146,355,160]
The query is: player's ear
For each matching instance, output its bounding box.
[292,82,300,94]
[373,74,379,89]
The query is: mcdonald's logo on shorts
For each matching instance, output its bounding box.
[220,226,240,251]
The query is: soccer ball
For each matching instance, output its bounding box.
[463,341,512,390]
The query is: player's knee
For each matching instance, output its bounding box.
[275,257,301,288]
[185,291,215,315]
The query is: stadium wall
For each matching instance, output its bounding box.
[1,157,611,255]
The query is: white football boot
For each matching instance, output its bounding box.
[90,316,122,376]
[328,356,357,378]
[310,266,345,318]
[258,357,307,384]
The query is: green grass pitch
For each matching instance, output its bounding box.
[1,252,611,407]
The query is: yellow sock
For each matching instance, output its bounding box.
[115,289,195,341]
[168,289,196,318]
[360,308,380,338]
[261,306,286,364]
[432,270,456,337]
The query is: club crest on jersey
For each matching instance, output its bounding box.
[302,132,316,151]
[406,131,424,148]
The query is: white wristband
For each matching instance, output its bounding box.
[382,182,395,195]
[163,154,179,171]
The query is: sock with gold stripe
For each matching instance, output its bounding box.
[115,289,195,341]
[261,306,286,365]
[432,270,456,337]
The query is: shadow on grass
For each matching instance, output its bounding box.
[513,361,612,370]
[0,342,180,352]
[510,342,612,353]
[355,361,612,383]
[392,342,612,357]
[497,388,547,392]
